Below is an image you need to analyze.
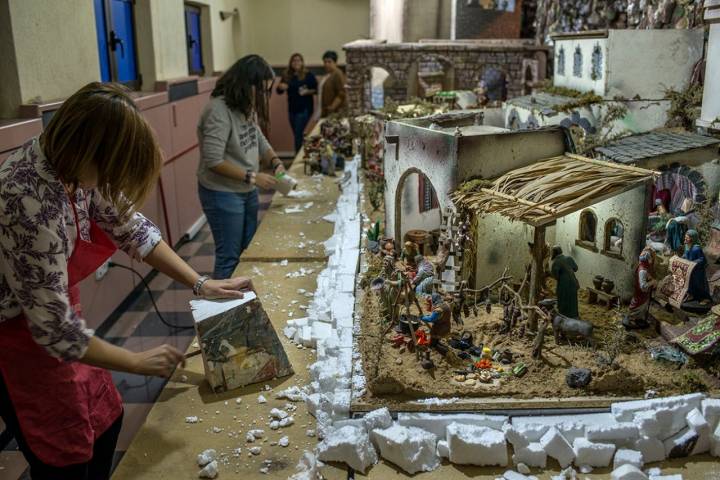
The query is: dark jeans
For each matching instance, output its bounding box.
[0,373,123,480]
[198,183,259,279]
[289,110,311,153]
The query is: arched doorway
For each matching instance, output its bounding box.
[362,66,395,111]
[395,168,442,253]
[406,55,455,99]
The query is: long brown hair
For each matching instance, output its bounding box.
[212,54,275,131]
[40,82,162,218]
[283,53,307,82]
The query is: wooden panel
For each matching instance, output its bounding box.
[0,118,42,152]
[142,104,172,159]
[172,148,203,239]
[169,94,205,157]
[77,251,136,330]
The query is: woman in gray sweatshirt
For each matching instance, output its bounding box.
[197,55,284,279]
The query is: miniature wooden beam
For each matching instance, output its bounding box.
[565,152,660,177]
[479,188,558,215]
[527,226,546,332]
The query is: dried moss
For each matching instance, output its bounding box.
[455,178,494,195]
[665,84,703,131]
[537,83,604,113]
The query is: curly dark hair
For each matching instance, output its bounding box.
[212,54,275,130]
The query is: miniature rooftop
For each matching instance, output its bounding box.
[451,153,657,227]
[343,38,546,51]
[594,131,720,164]
[504,92,577,114]
[394,110,510,136]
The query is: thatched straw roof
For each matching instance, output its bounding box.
[451,153,657,227]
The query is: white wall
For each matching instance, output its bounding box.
[553,37,607,96]
[554,185,648,301]
[699,23,720,129]
[474,212,536,289]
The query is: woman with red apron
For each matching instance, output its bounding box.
[0,83,254,480]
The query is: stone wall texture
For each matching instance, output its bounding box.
[343,40,549,114]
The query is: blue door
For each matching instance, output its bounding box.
[109,0,138,83]
[93,0,111,82]
[185,6,203,75]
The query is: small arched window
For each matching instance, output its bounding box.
[591,44,603,80]
[604,218,624,256]
[557,47,566,76]
[578,209,597,245]
[573,46,583,78]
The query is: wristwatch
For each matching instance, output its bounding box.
[244,171,256,185]
[193,275,210,297]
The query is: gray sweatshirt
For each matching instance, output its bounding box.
[197,96,272,192]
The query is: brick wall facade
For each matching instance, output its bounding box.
[343,40,549,114]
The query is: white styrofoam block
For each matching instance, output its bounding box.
[514,413,613,443]
[633,410,662,438]
[713,422,720,457]
[300,325,313,347]
[331,389,351,420]
[311,321,332,344]
[364,408,393,432]
[512,442,547,468]
[611,394,705,423]
[503,424,530,448]
[586,423,639,442]
[283,325,297,340]
[503,471,533,480]
[447,423,508,466]
[332,418,366,430]
[648,476,683,480]
[372,424,439,474]
[437,440,449,458]
[573,437,616,468]
[540,427,575,468]
[701,398,720,430]
[686,408,711,455]
[317,425,378,474]
[511,422,550,443]
[633,436,666,464]
[399,412,507,439]
[663,427,699,458]
[613,449,644,470]
[611,464,648,480]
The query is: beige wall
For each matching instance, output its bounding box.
[238,0,370,65]
[0,0,100,117]
[135,0,189,88]
[0,0,22,118]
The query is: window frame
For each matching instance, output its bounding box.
[601,217,624,260]
[575,209,598,252]
[184,3,205,76]
[557,46,565,76]
[591,43,603,81]
[573,46,583,79]
[94,0,141,89]
[418,175,439,213]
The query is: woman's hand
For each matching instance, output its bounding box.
[131,345,185,378]
[277,82,289,92]
[201,276,255,299]
[255,172,277,190]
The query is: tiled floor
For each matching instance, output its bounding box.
[0,186,277,478]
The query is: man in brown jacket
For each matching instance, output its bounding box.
[320,51,347,117]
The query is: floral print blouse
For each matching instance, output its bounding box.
[0,138,161,360]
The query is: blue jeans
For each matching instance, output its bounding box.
[198,184,259,279]
[289,110,311,153]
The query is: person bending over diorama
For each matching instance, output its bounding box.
[197,54,285,279]
[0,83,253,480]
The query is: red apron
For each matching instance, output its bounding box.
[0,196,123,467]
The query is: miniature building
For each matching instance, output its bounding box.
[503,29,704,135]
[594,131,720,212]
[344,39,549,114]
[698,0,720,131]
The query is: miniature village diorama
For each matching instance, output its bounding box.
[335,19,720,405]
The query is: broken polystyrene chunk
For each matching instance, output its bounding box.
[399,412,508,439]
[317,425,378,474]
[610,464,648,480]
[504,424,530,449]
[198,460,218,479]
[685,408,711,455]
[586,423,639,442]
[275,385,306,402]
[611,394,705,423]
[573,437,615,468]
[437,440,449,458]
[186,416,199,424]
[712,422,720,457]
[270,408,289,420]
[372,424,439,474]
[279,416,295,428]
[502,470,534,480]
[633,436,666,464]
[613,449,644,470]
[279,436,290,447]
[512,442,547,468]
[540,428,574,468]
[258,395,267,404]
[363,408,393,432]
[446,423,507,466]
[197,449,217,466]
[664,427,699,458]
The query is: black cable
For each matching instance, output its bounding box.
[108,262,195,330]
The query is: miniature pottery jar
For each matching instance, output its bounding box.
[601,279,615,294]
[592,275,604,290]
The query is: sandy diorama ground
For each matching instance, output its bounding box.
[357,279,720,403]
